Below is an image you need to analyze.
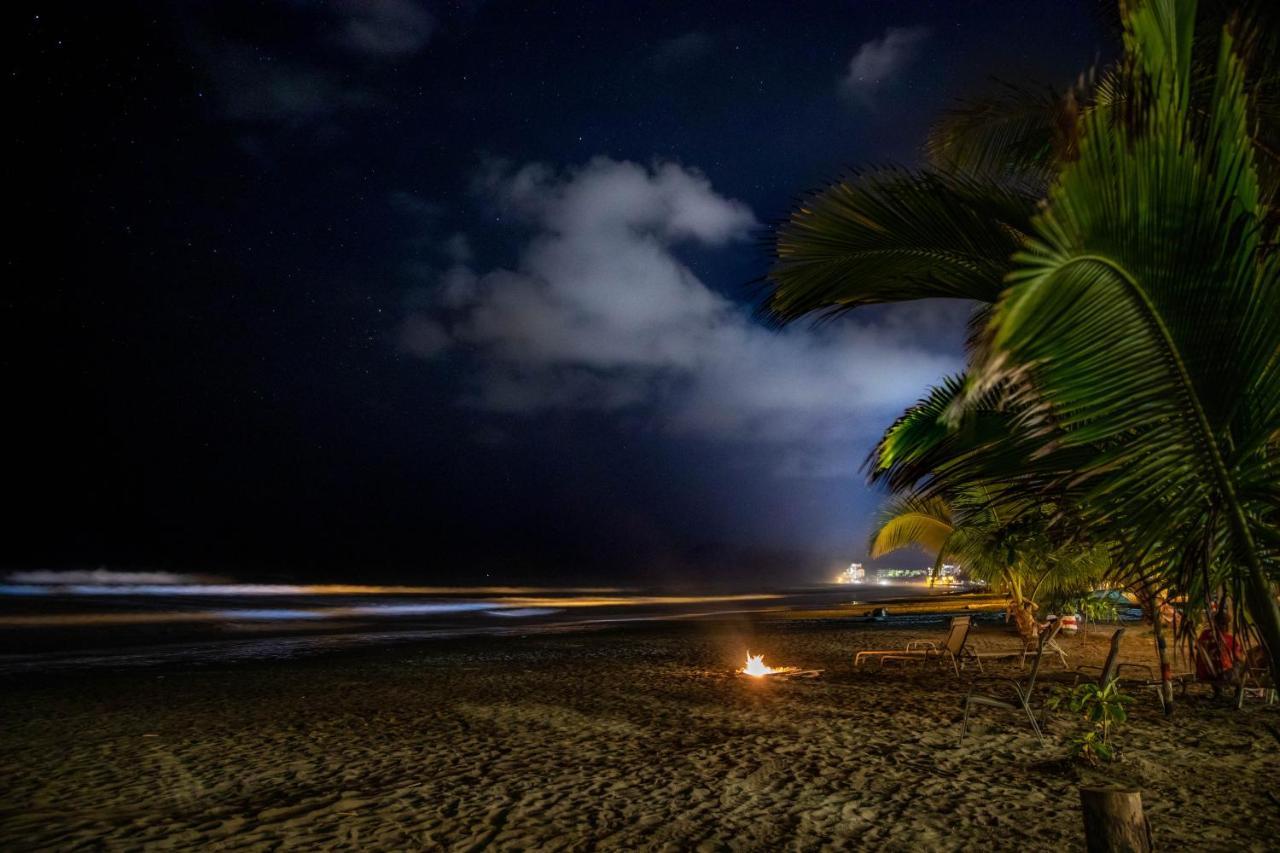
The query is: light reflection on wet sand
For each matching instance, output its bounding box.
[0,583,628,597]
[0,593,783,628]
[0,581,969,673]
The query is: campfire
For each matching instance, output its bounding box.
[739,652,799,678]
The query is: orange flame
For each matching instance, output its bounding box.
[740,652,798,677]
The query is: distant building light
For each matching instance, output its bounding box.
[836,562,865,584]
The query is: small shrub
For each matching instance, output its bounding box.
[1049,680,1133,765]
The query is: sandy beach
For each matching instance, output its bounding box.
[2,615,1277,851]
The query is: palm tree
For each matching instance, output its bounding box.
[868,376,1113,637]
[870,492,1111,644]
[766,0,1280,690]
[965,0,1280,685]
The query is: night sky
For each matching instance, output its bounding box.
[9,1,1108,584]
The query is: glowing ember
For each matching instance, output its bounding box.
[740,652,799,677]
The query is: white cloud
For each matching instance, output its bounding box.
[400,157,961,473]
[841,26,930,102]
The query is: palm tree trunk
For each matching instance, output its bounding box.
[1243,562,1280,689]
[1150,599,1175,715]
[1135,574,1175,714]
[1221,490,1280,689]
[1010,602,1040,645]
[1005,571,1039,645]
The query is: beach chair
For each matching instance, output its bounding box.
[1071,627,1127,688]
[1069,627,1180,711]
[971,621,1070,670]
[1071,627,1153,688]
[854,615,978,677]
[960,620,1062,745]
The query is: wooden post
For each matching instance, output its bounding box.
[1080,787,1152,852]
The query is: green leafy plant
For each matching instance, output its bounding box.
[1080,596,1118,625]
[1049,681,1133,765]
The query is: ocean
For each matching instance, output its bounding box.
[0,572,980,673]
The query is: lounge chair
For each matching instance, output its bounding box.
[854,615,978,677]
[971,621,1070,670]
[960,620,1062,745]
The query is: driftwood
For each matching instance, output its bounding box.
[736,669,824,680]
[1080,787,1152,852]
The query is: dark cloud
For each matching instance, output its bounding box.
[399,312,454,357]
[840,26,930,103]
[389,190,446,218]
[189,0,435,130]
[202,46,380,125]
[647,32,714,70]
[337,0,436,57]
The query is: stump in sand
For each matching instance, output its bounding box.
[1079,787,1151,852]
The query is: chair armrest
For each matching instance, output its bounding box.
[966,677,1028,703]
[905,640,937,652]
[1071,664,1103,687]
[1115,663,1156,681]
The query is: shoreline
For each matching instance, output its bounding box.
[775,590,1008,621]
[0,586,1002,675]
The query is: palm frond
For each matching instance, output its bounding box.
[867,494,954,559]
[925,79,1088,181]
[762,168,1035,323]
